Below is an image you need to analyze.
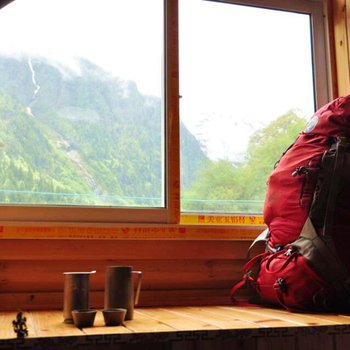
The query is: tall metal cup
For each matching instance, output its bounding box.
[104,266,142,320]
[63,271,96,324]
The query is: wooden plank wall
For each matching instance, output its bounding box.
[332,0,350,96]
[0,238,253,311]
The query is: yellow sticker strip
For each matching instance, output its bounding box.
[0,218,264,240]
[180,214,265,226]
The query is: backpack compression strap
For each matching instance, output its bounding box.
[322,137,349,238]
[295,218,350,308]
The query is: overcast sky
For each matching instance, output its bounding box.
[0,0,315,161]
[179,0,315,159]
[0,0,163,95]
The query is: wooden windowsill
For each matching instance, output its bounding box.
[2,305,350,349]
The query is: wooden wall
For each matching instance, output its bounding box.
[331,0,350,96]
[0,237,256,311]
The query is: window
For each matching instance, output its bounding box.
[0,0,174,223]
[179,0,330,215]
[0,0,329,224]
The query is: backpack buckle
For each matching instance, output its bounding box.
[274,277,287,293]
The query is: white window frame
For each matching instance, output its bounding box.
[178,0,332,217]
[0,0,180,225]
[0,0,330,225]
[208,0,331,108]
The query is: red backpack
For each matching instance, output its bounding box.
[231,95,350,312]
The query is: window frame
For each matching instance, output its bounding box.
[0,0,330,226]
[0,0,180,225]
[178,0,331,218]
[209,0,331,108]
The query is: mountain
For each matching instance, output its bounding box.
[0,55,208,206]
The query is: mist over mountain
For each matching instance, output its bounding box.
[0,55,207,205]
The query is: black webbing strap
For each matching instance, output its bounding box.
[297,218,350,303]
[322,137,349,237]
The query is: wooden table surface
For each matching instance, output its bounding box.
[2,305,350,340]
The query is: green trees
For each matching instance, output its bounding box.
[239,110,307,201]
[0,55,309,212]
[181,111,308,213]
[0,56,206,207]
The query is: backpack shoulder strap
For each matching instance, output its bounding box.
[297,217,350,304]
[322,137,349,237]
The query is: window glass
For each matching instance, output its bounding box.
[179,0,315,214]
[0,0,164,207]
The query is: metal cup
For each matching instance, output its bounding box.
[104,266,142,320]
[63,271,96,324]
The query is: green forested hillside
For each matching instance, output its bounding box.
[181,111,307,213]
[0,55,207,206]
[0,55,307,213]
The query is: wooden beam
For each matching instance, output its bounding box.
[0,239,251,260]
[333,0,350,95]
